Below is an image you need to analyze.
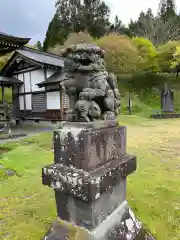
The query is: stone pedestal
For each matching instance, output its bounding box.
[42,121,155,240]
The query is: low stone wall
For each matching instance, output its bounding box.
[150,113,180,119]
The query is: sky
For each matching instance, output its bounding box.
[0,0,180,45]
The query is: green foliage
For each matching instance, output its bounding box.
[80,0,110,38]
[132,37,160,72]
[43,11,70,51]
[129,10,155,40]
[158,0,176,21]
[0,43,37,70]
[130,1,180,45]
[0,87,12,103]
[49,32,94,54]
[43,0,110,51]
[34,41,43,51]
[110,15,133,37]
[120,93,154,117]
[118,72,179,94]
[25,43,39,50]
[171,45,180,69]
[157,40,180,72]
[96,34,142,75]
[0,53,12,70]
[41,0,180,89]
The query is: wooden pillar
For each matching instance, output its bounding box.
[128,91,132,115]
[2,85,5,104]
[60,88,64,120]
[1,85,6,121]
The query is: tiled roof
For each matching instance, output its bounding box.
[0,75,23,86]
[0,32,30,45]
[0,32,30,56]
[16,47,64,67]
[38,71,65,87]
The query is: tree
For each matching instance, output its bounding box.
[43,0,110,50]
[153,17,180,44]
[55,0,84,33]
[129,1,180,45]
[25,43,39,50]
[95,34,142,76]
[158,0,176,21]
[166,0,176,17]
[110,15,134,37]
[128,9,156,41]
[157,40,179,72]
[43,10,70,51]
[35,41,43,51]
[132,37,160,72]
[49,31,94,54]
[158,0,168,20]
[171,44,180,77]
[153,0,180,44]
[81,0,110,38]
[0,54,12,70]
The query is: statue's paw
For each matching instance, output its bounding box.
[79,91,87,97]
[104,97,115,111]
[79,91,94,100]
[75,100,91,122]
[82,88,93,92]
[103,111,116,120]
[115,99,121,108]
[114,88,120,99]
[89,101,101,120]
[79,115,90,122]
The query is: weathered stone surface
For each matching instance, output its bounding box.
[53,121,126,171]
[60,44,121,122]
[61,44,105,56]
[43,218,91,240]
[42,154,136,202]
[55,179,126,230]
[43,202,155,240]
[161,84,174,112]
[107,206,155,240]
[150,113,180,119]
[5,169,16,176]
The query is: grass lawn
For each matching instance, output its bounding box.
[0,116,180,240]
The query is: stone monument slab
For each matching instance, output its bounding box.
[161,84,174,112]
[53,121,126,171]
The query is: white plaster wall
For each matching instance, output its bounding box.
[18,74,24,93]
[12,74,18,79]
[24,72,31,92]
[47,91,60,109]
[46,69,56,78]
[19,96,24,110]
[25,94,32,110]
[31,69,45,92]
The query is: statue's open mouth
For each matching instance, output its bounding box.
[78,59,92,66]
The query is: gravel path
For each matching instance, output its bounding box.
[0,121,60,144]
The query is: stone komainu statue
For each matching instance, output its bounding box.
[60,44,121,122]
